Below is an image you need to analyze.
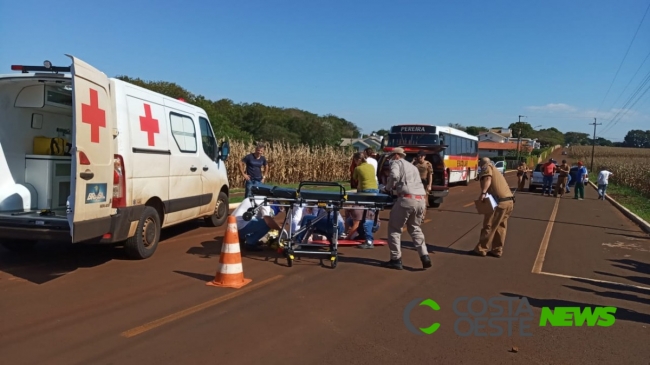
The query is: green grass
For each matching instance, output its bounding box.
[588,173,650,223]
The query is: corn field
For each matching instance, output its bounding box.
[568,146,650,198]
[227,140,355,188]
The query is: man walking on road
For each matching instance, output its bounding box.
[574,161,587,200]
[469,157,515,258]
[381,147,432,270]
[555,160,570,198]
[597,167,613,200]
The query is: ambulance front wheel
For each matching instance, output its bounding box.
[125,206,161,260]
[205,191,229,227]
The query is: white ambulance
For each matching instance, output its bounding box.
[0,56,231,259]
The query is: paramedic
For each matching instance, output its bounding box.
[381,147,431,270]
[240,144,268,198]
[412,151,433,207]
[555,160,570,198]
[232,197,278,251]
[468,157,514,258]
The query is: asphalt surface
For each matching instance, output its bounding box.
[1,151,649,365]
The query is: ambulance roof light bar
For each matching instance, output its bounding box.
[11,60,71,74]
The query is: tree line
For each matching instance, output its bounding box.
[371,123,650,148]
[116,76,361,146]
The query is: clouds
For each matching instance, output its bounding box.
[525,103,578,113]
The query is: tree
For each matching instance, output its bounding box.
[623,130,650,148]
[564,131,590,145]
[464,126,489,136]
[508,122,535,138]
[448,123,465,130]
[533,128,565,147]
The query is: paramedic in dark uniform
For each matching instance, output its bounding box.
[468,157,515,258]
[381,147,432,270]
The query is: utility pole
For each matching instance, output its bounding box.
[516,115,526,162]
[589,118,602,172]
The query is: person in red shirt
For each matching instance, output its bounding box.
[541,158,556,196]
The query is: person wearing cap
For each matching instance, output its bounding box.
[381,147,432,270]
[468,157,515,258]
[412,150,434,207]
[555,159,570,198]
[574,161,588,200]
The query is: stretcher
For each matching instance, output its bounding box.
[243,181,394,269]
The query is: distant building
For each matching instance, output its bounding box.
[340,136,382,152]
[478,141,533,158]
[478,131,509,143]
[489,128,513,138]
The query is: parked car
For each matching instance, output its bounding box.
[529,162,558,192]
[568,165,589,187]
[477,160,505,176]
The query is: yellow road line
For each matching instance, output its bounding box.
[120,274,284,338]
[532,198,561,273]
[424,219,432,223]
[463,202,474,208]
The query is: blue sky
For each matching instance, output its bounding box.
[1,0,649,142]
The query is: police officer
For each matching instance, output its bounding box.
[555,159,570,198]
[381,147,432,270]
[412,150,433,207]
[468,157,515,258]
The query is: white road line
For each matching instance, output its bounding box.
[532,197,561,274]
[539,271,650,292]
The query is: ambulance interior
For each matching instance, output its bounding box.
[0,77,73,222]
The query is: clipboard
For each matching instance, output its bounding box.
[474,193,498,215]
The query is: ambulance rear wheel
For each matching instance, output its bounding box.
[205,191,229,227]
[125,206,161,260]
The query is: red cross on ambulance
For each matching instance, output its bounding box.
[81,88,106,143]
[139,103,159,146]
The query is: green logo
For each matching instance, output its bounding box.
[403,298,441,335]
[539,306,617,327]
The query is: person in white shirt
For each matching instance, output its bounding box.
[597,168,614,201]
[364,148,379,185]
[232,197,280,251]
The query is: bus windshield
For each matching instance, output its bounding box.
[386,124,439,147]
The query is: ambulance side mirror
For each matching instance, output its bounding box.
[219,140,230,161]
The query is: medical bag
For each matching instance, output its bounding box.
[33,136,70,156]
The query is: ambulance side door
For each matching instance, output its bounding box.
[197,115,222,216]
[67,55,115,243]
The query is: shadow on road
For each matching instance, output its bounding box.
[609,259,650,276]
[0,220,205,285]
[337,255,425,272]
[186,238,224,259]
[594,271,650,286]
[562,285,650,306]
[174,270,215,282]
[436,208,642,233]
[501,292,650,325]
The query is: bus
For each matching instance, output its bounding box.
[378,124,479,207]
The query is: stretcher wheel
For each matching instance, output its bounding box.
[286,252,294,267]
[243,211,254,221]
[330,255,337,269]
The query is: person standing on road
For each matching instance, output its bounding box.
[516,161,529,191]
[381,147,432,270]
[413,151,433,207]
[364,147,379,185]
[597,167,613,200]
[468,157,515,258]
[574,161,587,200]
[555,160,570,198]
[240,144,269,198]
[352,152,379,193]
[541,158,556,196]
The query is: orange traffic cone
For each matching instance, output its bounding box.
[206,215,252,289]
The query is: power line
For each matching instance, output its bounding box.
[600,70,650,135]
[595,0,650,115]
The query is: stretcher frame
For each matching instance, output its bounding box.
[243,181,394,269]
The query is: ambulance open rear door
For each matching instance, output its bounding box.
[67,55,115,243]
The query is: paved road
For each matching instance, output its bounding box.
[1,153,649,365]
